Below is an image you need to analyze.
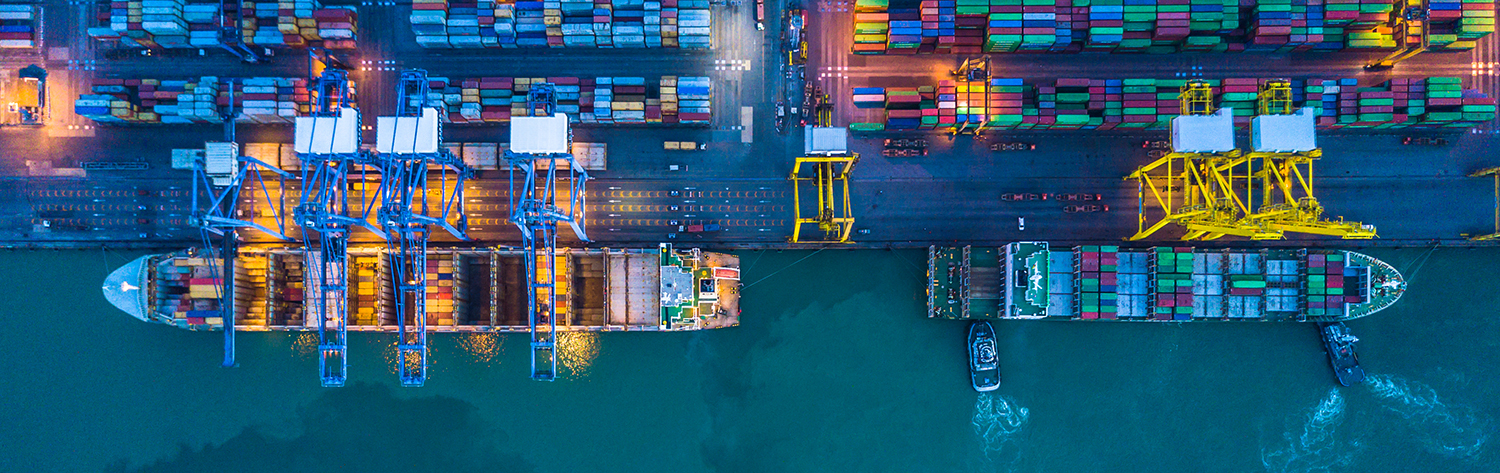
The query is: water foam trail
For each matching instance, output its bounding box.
[1366,374,1490,460]
[1262,389,1355,473]
[972,393,1029,463]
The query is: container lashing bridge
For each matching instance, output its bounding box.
[190,78,294,368]
[504,83,589,381]
[293,69,386,387]
[376,69,473,387]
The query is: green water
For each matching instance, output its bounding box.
[1,247,1496,472]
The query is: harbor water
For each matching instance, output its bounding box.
[0,247,1496,472]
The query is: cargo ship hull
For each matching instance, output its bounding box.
[104,244,740,332]
[928,243,1405,322]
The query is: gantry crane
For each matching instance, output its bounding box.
[215,0,262,63]
[791,126,857,243]
[953,57,989,135]
[504,83,589,380]
[1126,80,1270,240]
[375,69,473,386]
[190,78,293,368]
[1245,80,1377,239]
[1465,166,1500,240]
[293,69,386,387]
[1365,0,1429,71]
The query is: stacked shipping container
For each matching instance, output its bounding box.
[0,5,37,49]
[852,76,1497,131]
[410,0,710,48]
[87,0,357,50]
[74,76,315,124]
[853,0,1492,54]
[422,75,710,125]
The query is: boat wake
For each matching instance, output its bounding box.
[1261,389,1356,473]
[972,393,1029,463]
[1366,374,1490,460]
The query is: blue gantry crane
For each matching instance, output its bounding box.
[293,69,386,387]
[504,82,589,380]
[376,69,473,386]
[191,78,294,368]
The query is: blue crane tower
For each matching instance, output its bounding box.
[375,69,473,386]
[292,69,386,387]
[505,83,589,380]
[190,78,293,368]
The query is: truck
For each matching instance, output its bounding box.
[664,141,705,150]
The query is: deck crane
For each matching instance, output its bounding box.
[1365,0,1429,71]
[191,78,293,368]
[375,69,473,386]
[504,82,589,381]
[293,69,385,387]
[1126,80,1271,241]
[1245,80,1377,239]
[790,126,857,243]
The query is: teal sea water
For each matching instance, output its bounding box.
[1,247,1496,472]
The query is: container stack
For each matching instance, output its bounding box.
[677,76,711,125]
[1304,253,1347,318]
[1073,246,1120,320]
[75,76,314,125]
[427,254,456,326]
[239,1,358,49]
[853,10,888,54]
[412,0,706,48]
[157,258,225,328]
[1150,247,1193,321]
[678,2,710,49]
[351,257,379,326]
[854,76,1496,132]
[570,142,608,170]
[0,5,38,48]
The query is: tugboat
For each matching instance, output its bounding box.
[1318,322,1365,386]
[969,321,1001,392]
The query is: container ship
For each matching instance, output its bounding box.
[103,244,740,332]
[928,242,1405,321]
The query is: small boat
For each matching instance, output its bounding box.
[969,321,1001,392]
[1319,322,1365,386]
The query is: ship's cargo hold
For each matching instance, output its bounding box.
[88,0,357,50]
[928,242,1406,322]
[854,0,1492,54]
[857,76,1496,131]
[104,245,741,333]
[411,0,710,48]
[74,76,319,125]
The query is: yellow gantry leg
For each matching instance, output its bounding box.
[790,154,858,243]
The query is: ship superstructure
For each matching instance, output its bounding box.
[928,242,1404,322]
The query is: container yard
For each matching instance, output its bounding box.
[409,0,712,48]
[105,245,742,332]
[73,76,316,124]
[418,75,711,125]
[851,0,1495,54]
[86,0,358,50]
[851,76,1498,131]
[928,242,1407,322]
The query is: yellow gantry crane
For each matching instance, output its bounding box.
[1127,80,1376,241]
[1126,81,1270,241]
[790,154,857,243]
[1468,166,1500,240]
[1244,80,1377,239]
